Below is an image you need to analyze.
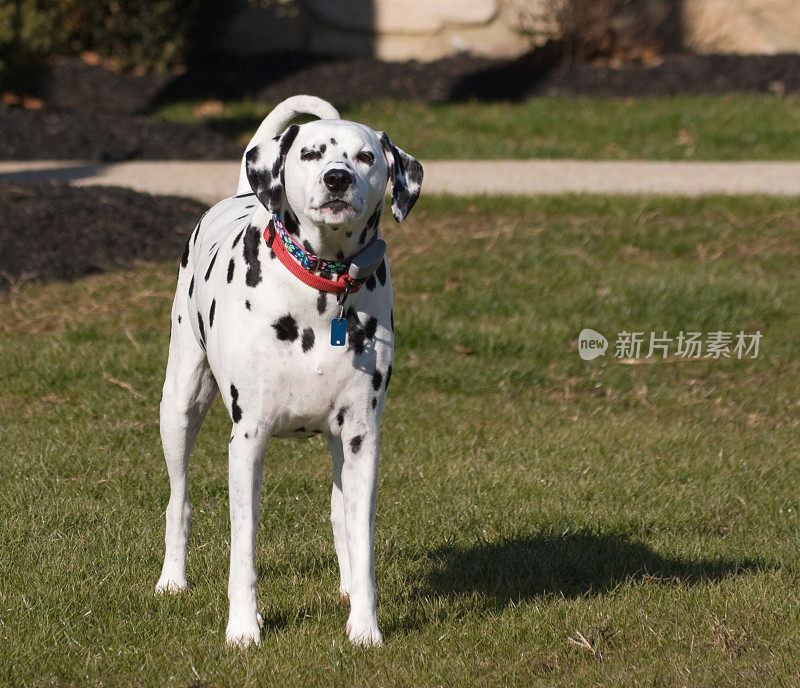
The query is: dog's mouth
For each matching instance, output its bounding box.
[319,199,352,214]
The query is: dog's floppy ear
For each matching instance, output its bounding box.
[246,124,300,213]
[379,132,423,223]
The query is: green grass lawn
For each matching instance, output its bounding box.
[2,195,800,686]
[154,95,800,160]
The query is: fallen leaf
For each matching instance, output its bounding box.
[675,128,694,146]
[444,272,463,291]
[1,92,21,106]
[80,51,102,66]
[194,100,224,118]
[22,96,44,110]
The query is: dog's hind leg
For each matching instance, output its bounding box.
[156,314,218,594]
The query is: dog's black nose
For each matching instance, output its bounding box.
[323,169,353,193]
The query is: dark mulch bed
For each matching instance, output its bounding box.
[2,48,798,162]
[41,47,800,115]
[0,184,205,288]
[0,108,242,161]
[161,48,800,105]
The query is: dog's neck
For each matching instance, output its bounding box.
[278,204,382,261]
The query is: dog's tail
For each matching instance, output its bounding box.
[236,95,340,195]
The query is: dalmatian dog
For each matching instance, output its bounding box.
[154,95,423,649]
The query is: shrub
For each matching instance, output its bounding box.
[0,0,65,90]
[555,0,682,64]
[0,0,243,90]
[60,0,244,72]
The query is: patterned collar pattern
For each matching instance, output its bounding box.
[272,214,349,274]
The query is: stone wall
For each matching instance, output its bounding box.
[683,0,800,54]
[216,0,800,61]
[306,0,536,61]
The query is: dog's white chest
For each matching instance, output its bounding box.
[186,196,393,439]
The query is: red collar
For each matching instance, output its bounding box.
[264,217,365,294]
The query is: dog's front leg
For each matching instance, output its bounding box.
[341,425,383,647]
[328,435,352,600]
[226,427,268,647]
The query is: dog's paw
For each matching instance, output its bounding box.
[338,587,350,604]
[346,616,383,648]
[155,576,187,595]
[226,616,262,648]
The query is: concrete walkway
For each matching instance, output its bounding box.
[1,160,799,203]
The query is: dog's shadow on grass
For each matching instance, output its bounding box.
[419,530,770,606]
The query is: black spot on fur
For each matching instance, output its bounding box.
[204,249,218,281]
[209,299,215,327]
[265,218,275,248]
[385,364,392,390]
[372,370,383,391]
[371,397,377,409]
[336,406,347,426]
[245,300,251,310]
[302,239,314,253]
[180,239,190,268]
[188,276,194,297]
[244,432,250,439]
[273,314,299,341]
[346,308,367,355]
[272,124,299,179]
[376,259,386,286]
[269,248,276,260]
[336,250,344,259]
[407,160,423,185]
[301,327,315,352]
[365,273,376,291]
[348,329,366,355]
[317,292,328,314]
[227,258,235,283]
[243,225,262,287]
[232,228,244,248]
[177,315,182,324]
[319,143,326,155]
[197,312,205,346]
[367,204,381,229]
[364,317,378,340]
[330,138,337,145]
[345,230,353,238]
[350,435,363,454]
[230,384,242,423]
[282,209,300,237]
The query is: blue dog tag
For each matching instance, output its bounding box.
[331,318,346,346]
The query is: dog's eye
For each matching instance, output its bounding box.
[300,148,322,161]
[356,151,375,165]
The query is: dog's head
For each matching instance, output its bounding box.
[246,119,423,229]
